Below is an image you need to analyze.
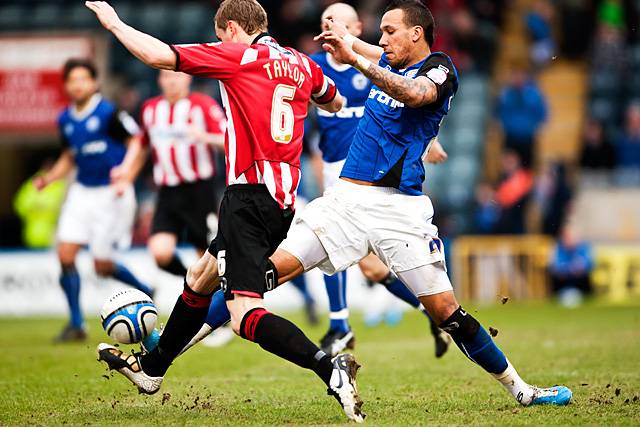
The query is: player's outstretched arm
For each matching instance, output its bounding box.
[316,19,383,64]
[85,1,175,70]
[317,31,437,108]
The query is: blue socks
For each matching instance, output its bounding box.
[441,307,508,374]
[382,275,421,308]
[460,325,508,374]
[204,289,231,329]
[60,266,83,328]
[112,263,154,297]
[290,275,315,306]
[324,271,349,333]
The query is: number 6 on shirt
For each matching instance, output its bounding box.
[271,84,296,144]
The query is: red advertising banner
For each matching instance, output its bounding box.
[0,36,93,133]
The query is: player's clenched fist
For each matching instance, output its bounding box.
[85,1,122,31]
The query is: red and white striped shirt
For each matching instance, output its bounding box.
[172,36,336,209]
[140,92,226,187]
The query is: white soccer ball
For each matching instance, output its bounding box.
[100,289,157,344]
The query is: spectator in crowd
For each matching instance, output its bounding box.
[549,224,594,307]
[591,12,626,77]
[558,0,597,60]
[13,158,67,249]
[533,162,573,236]
[526,0,556,68]
[580,119,616,170]
[495,150,534,234]
[473,182,500,234]
[616,102,640,170]
[450,8,497,73]
[497,67,547,168]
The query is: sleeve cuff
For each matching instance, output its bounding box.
[313,83,337,105]
[169,45,181,72]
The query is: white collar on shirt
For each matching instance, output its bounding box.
[70,93,102,121]
[326,52,352,72]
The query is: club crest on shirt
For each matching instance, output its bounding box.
[352,73,368,90]
[407,69,420,78]
[86,116,100,132]
[64,123,74,137]
[426,67,448,85]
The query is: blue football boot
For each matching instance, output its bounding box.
[529,385,573,406]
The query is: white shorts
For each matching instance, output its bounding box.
[322,159,346,190]
[57,183,136,259]
[281,179,448,276]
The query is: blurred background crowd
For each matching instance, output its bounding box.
[1,0,640,307]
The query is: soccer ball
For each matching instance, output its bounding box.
[100,289,157,344]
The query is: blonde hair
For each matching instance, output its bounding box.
[215,0,268,35]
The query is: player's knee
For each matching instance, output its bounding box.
[363,268,389,284]
[94,260,113,277]
[57,248,76,267]
[439,306,480,341]
[358,256,389,283]
[152,251,173,267]
[227,297,267,339]
[227,304,245,336]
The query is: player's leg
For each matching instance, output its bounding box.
[143,250,220,371]
[54,183,89,342]
[55,241,86,342]
[180,287,232,352]
[396,263,572,406]
[148,232,186,276]
[94,258,154,297]
[227,251,364,422]
[319,270,353,356]
[149,186,189,276]
[360,253,450,357]
[90,184,153,296]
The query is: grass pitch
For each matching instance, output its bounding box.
[1,302,639,426]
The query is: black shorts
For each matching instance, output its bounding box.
[151,178,218,250]
[207,184,294,300]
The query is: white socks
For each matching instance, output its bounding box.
[492,360,535,406]
[178,323,213,356]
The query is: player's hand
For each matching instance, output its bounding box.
[425,139,448,164]
[314,31,357,66]
[110,166,130,197]
[110,165,125,182]
[33,175,48,192]
[188,127,207,144]
[85,1,122,31]
[321,18,349,37]
[111,179,130,197]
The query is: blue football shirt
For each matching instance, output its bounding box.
[310,52,372,163]
[58,94,139,187]
[340,52,458,195]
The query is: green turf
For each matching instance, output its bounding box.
[1,302,639,426]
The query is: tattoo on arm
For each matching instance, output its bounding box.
[361,63,438,108]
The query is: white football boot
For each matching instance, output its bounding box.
[97,343,163,395]
[328,353,365,423]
